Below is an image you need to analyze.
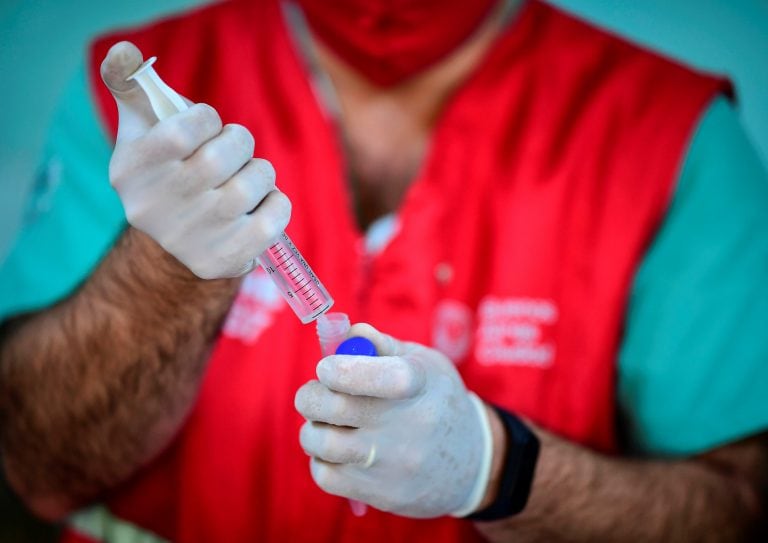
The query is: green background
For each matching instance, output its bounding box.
[0,0,766,540]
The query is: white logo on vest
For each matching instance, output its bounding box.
[432,299,475,364]
[222,268,284,344]
[475,296,557,367]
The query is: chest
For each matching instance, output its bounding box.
[336,94,433,230]
[182,35,679,454]
[217,88,658,455]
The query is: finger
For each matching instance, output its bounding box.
[346,323,413,357]
[101,41,142,94]
[185,124,255,190]
[210,190,291,278]
[295,380,383,428]
[309,457,347,498]
[101,41,157,143]
[240,189,292,246]
[299,421,373,465]
[213,158,276,219]
[133,103,223,165]
[310,456,375,502]
[317,353,425,400]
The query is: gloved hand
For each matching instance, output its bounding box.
[101,41,291,279]
[294,323,493,518]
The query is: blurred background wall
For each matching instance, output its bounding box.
[0,0,766,540]
[0,0,211,263]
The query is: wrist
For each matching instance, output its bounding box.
[450,392,495,517]
[116,228,242,315]
[125,228,244,289]
[125,228,201,284]
[467,404,540,521]
[477,401,508,511]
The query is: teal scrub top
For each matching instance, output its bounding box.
[1,64,767,457]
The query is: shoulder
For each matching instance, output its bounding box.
[518,1,731,107]
[618,96,768,456]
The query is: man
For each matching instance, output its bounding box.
[1,0,767,541]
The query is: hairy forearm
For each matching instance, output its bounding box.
[0,228,239,518]
[477,423,767,542]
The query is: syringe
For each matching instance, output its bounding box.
[127,57,333,324]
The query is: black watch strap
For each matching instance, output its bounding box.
[466,404,540,521]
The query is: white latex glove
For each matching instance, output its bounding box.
[294,323,493,518]
[101,41,291,279]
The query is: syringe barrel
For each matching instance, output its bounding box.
[257,232,334,324]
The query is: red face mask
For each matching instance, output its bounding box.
[295,0,497,87]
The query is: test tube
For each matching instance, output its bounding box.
[316,312,351,356]
[315,312,371,517]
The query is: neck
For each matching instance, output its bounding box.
[307,0,522,230]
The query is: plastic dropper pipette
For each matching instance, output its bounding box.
[127,57,333,324]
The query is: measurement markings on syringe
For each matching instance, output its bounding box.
[266,243,324,305]
[259,235,333,321]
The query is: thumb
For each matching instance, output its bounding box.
[100,41,157,143]
[346,323,414,357]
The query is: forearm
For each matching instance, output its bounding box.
[476,422,767,542]
[0,227,239,519]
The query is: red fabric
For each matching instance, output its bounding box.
[60,531,99,543]
[82,0,729,541]
[296,0,495,86]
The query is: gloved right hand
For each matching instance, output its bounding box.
[101,41,291,279]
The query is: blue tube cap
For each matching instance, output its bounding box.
[335,337,378,357]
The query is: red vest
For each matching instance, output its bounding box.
[75,0,728,541]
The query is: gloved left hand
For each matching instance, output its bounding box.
[294,323,493,518]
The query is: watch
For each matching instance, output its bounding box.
[466,404,540,521]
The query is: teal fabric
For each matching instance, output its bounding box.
[0,67,766,458]
[619,96,768,456]
[0,64,125,319]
